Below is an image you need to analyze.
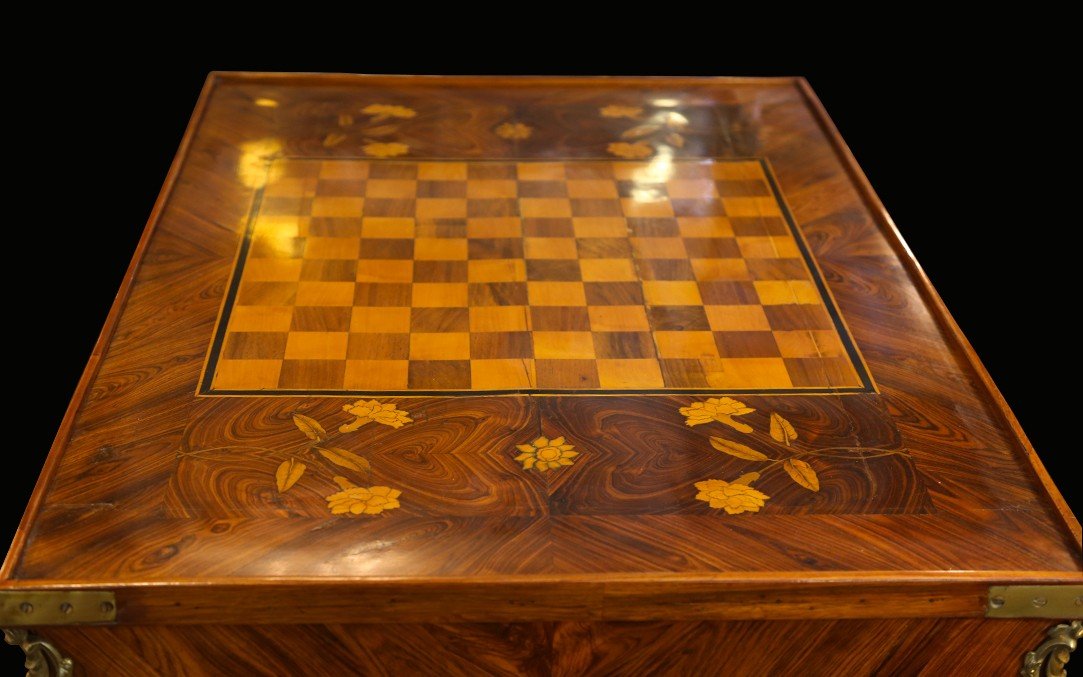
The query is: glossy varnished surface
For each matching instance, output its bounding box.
[1,75,1078,623]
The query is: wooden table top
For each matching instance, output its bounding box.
[2,73,1078,624]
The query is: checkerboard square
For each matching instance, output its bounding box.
[522,218,574,237]
[245,259,303,282]
[467,199,519,217]
[577,238,633,259]
[415,238,468,260]
[631,237,687,259]
[705,305,772,332]
[637,259,695,281]
[354,282,412,306]
[411,307,470,333]
[351,306,412,333]
[296,281,356,306]
[572,217,627,237]
[588,306,650,331]
[519,181,567,198]
[579,259,637,282]
[228,306,294,332]
[213,359,282,390]
[697,281,759,305]
[531,306,591,331]
[468,259,526,282]
[418,162,467,180]
[596,359,664,389]
[566,179,618,198]
[469,282,529,306]
[300,260,357,282]
[533,331,595,359]
[237,281,298,306]
[593,332,655,359]
[535,359,599,388]
[223,332,288,359]
[359,239,413,260]
[621,197,673,218]
[714,331,781,358]
[528,281,587,306]
[311,197,364,217]
[412,283,468,307]
[526,260,582,281]
[467,218,522,238]
[730,216,788,236]
[363,198,415,217]
[343,360,409,389]
[365,179,416,198]
[469,238,524,259]
[361,218,414,239]
[408,360,472,389]
[466,180,518,198]
[584,281,644,306]
[284,332,349,360]
[753,280,821,305]
[368,163,417,179]
[356,260,414,283]
[346,333,410,360]
[470,306,531,332]
[654,331,719,358]
[305,237,361,260]
[747,258,809,281]
[416,180,466,198]
[410,332,471,360]
[413,260,468,283]
[470,331,533,359]
[278,360,345,389]
[520,198,572,218]
[290,306,352,332]
[517,162,565,181]
[471,359,535,389]
[642,281,702,306]
[648,305,710,331]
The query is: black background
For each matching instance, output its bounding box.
[5,50,1078,571]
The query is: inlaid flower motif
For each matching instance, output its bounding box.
[694,479,769,514]
[607,141,653,159]
[361,104,417,119]
[514,436,578,472]
[362,142,409,158]
[495,122,533,139]
[339,400,413,432]
[326,478,402,516]
[600,105,643,119]
[680,397,755,433]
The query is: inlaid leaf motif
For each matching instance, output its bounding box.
[292,414,326,441]
[783,459,819,491]
[365,125,397,137]
[333,476,356,491]
[621,124,662,139]
[275,459,306,493]
[665,132,685,148]
[769,413,798,446]
[710,437,769,461]
[338,114,354,127]
[734,471,761,485]
[322,133,346,148]
[317,446,371,473]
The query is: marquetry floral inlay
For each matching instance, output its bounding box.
[606,141,653,159]
[681,398,910,514]
[514,436,579,472]
[603,104,693,158]
[680,397,755,433]
[495,122,533,140]
[321,103,416,156]
[326,478,402,515]
[694,479,769,515]
[599,105,643,119]
[182,401,411,517]
[361,142,410,158]
[340,400,413,431]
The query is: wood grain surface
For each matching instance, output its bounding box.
[1,74,1078,631]
[40,618,1054,676]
